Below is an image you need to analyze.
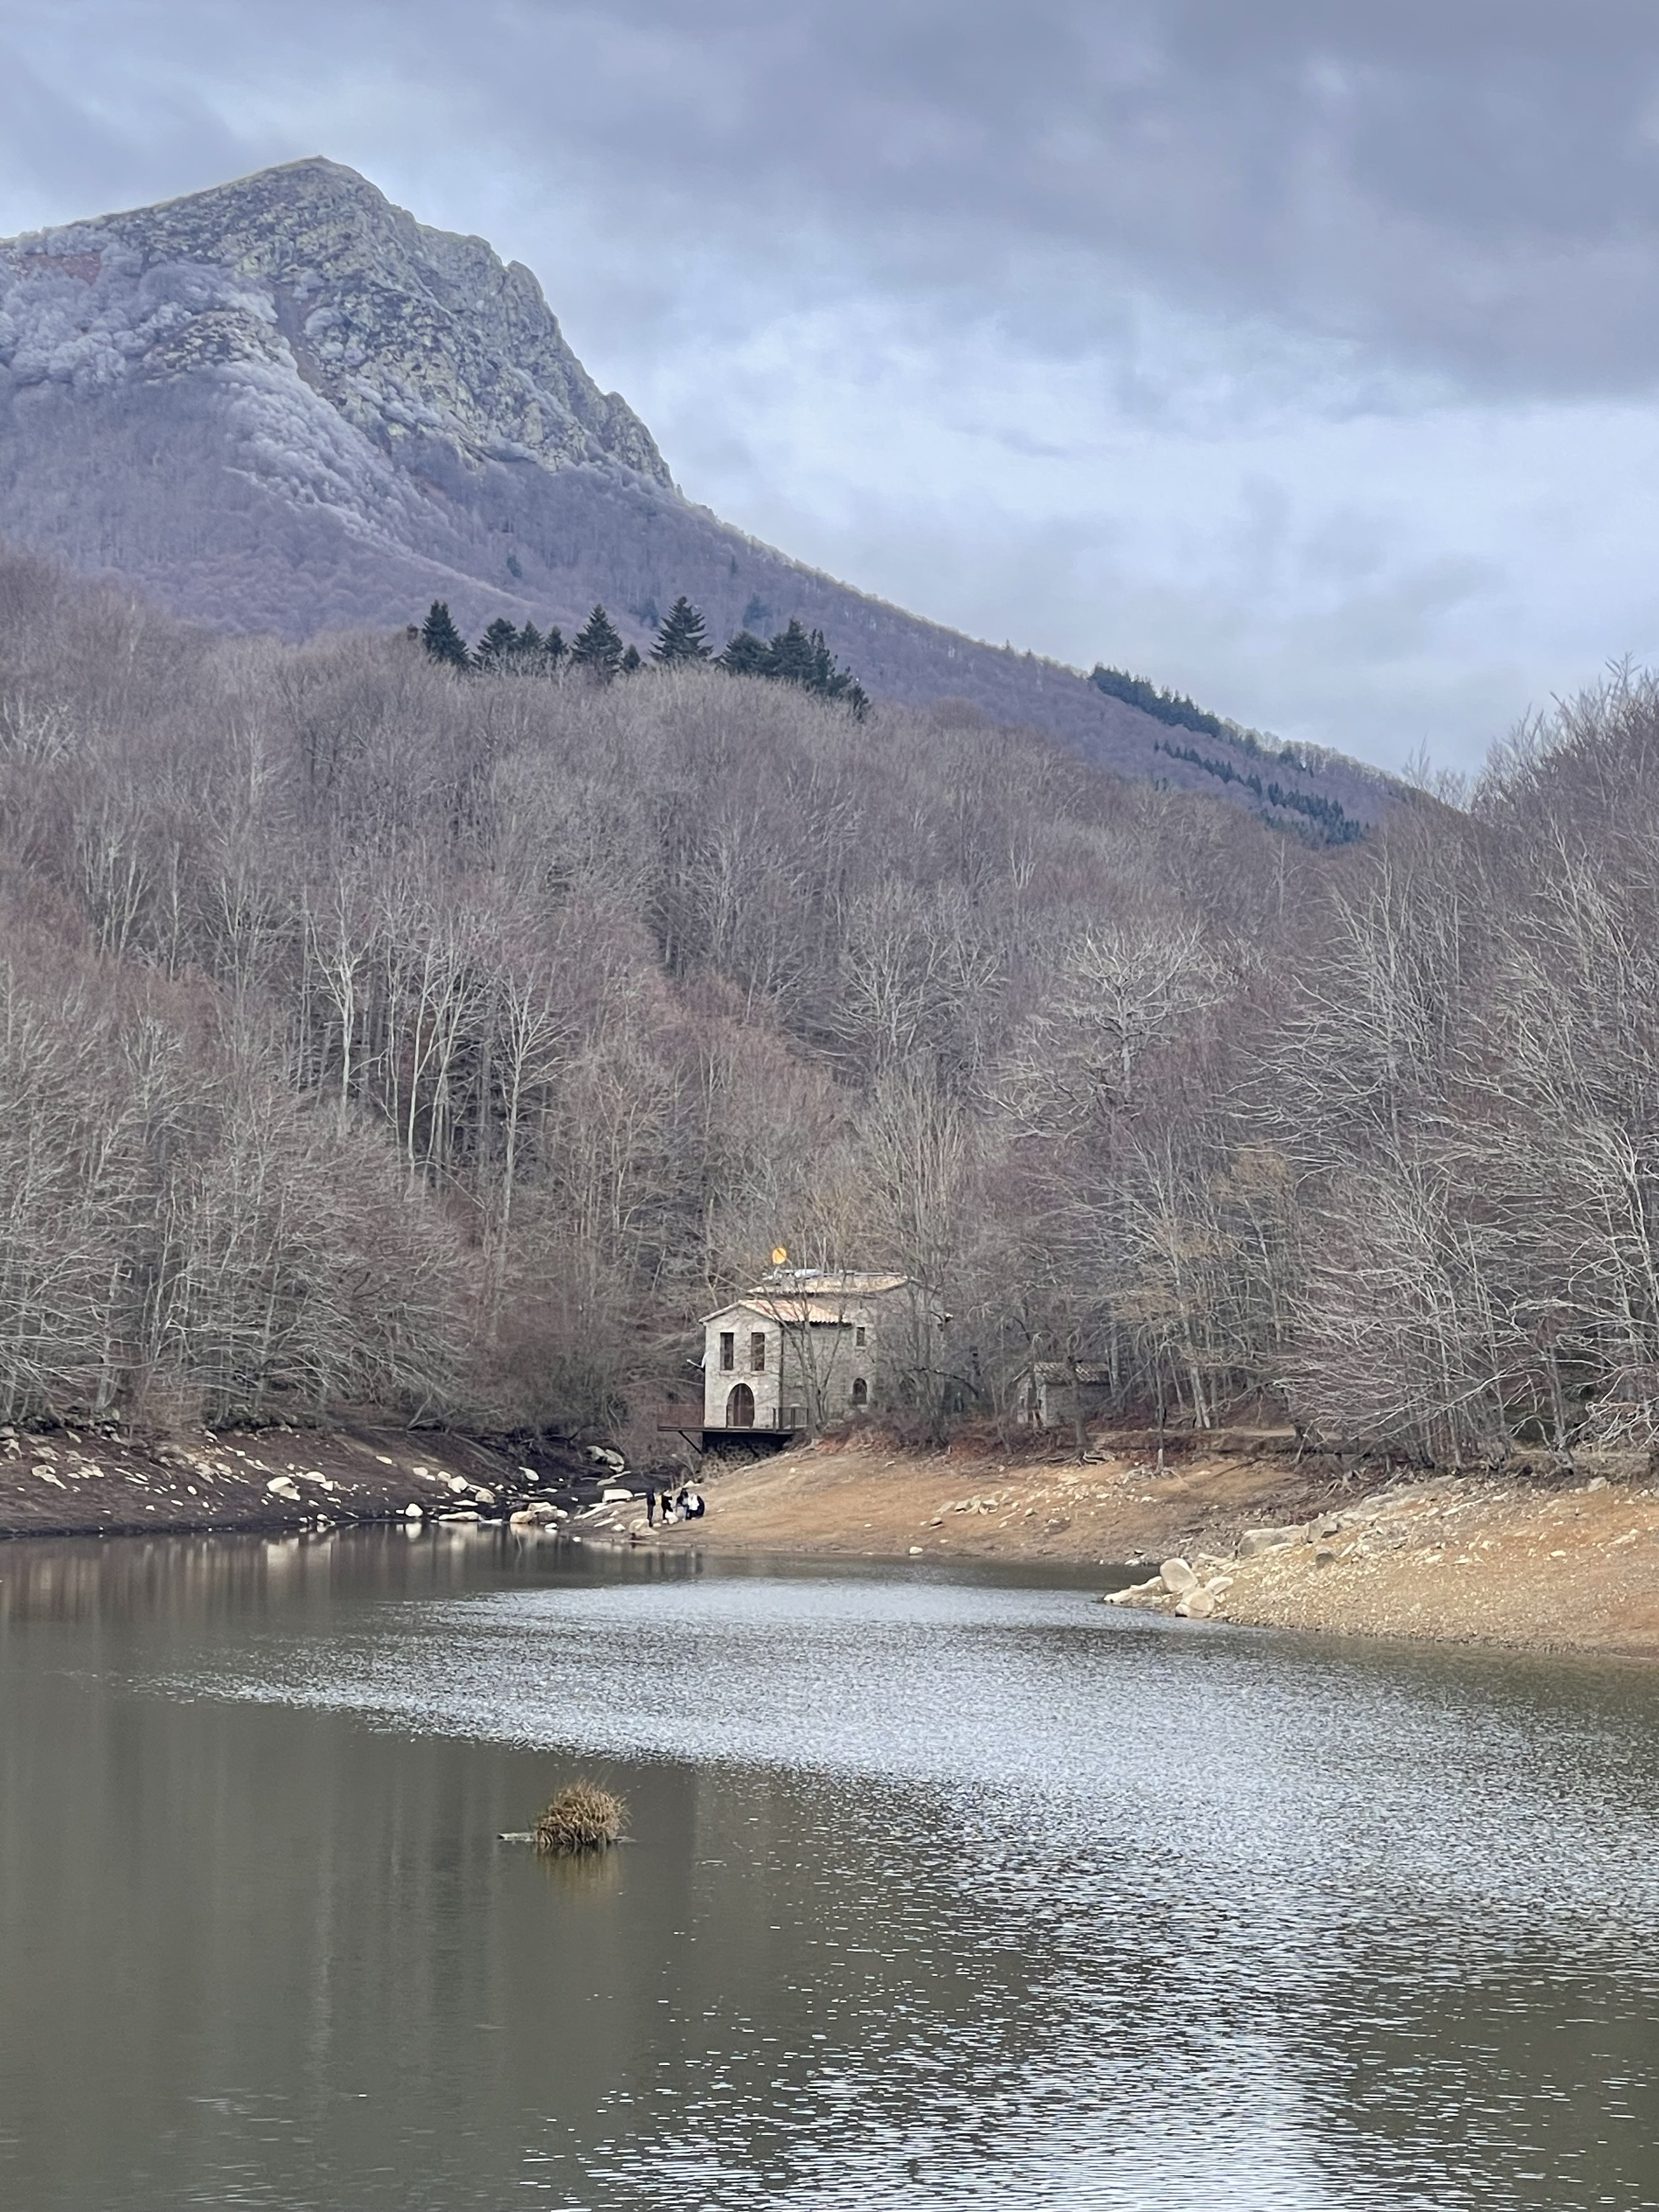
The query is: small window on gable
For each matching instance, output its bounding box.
[719,1331,735,1372]
[751,1330,767,1372]
[855,1326,867,1348]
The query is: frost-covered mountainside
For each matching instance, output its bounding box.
[0,159,1398,834]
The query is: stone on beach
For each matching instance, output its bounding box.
[1238,1525,1307,1558]
[1102,1573,1170,1607]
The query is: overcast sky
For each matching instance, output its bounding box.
[7,1,1659,770]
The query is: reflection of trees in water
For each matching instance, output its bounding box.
[0,1529,323,1629]
[0,1522,708,1630]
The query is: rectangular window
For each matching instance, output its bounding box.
[751,1330,768,1372]
[855,1326,867,1348]
[719,1331,735,1372]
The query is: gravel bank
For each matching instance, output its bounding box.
[648,1432,1659,1656]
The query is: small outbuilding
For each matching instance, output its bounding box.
[1022,1361,1115,1431]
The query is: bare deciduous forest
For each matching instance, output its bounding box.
[1,544,1651,1464]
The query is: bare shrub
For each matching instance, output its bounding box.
[534,1782,625,1854]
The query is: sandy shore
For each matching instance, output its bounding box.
[636,1431,1659,1657]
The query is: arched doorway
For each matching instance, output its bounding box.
[851,1378,868,1408]
[726,1383,755,1429]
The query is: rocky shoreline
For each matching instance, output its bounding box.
[0,1417,637,1539]
[1103,1503,1405,1621]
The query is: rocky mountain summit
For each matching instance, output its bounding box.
[2,156,664,475]
[0,159,1397,835]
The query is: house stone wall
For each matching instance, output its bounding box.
[703,1311,784,1429]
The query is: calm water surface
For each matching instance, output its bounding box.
[2,1528,1657,2209]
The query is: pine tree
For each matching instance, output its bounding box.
[620,644,644,674]
[517,620,544,657]
[716,618,868,717]
[717,630,771,677]
[810,631,858,707]
[475,616,521,670]
[766,618,819,689]
[543,627,567,668]
[653,595,710,663]
[796,624,870,717]
[420,601,471,670]
[571,605,624,680]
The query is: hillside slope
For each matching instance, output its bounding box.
[0,158,1396,838]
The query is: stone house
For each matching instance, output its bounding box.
[698,1270,940,1447]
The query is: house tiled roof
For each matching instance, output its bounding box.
[741,1296,873,1325]
[700,1271,914,1325]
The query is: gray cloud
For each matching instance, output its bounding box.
[6,1,1659,767]
[14,1,1659,394]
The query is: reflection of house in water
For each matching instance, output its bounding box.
[698,1270,940,1453]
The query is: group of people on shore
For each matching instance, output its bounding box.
[644,1485,704,1528]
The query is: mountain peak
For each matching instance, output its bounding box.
[1,159,669,486]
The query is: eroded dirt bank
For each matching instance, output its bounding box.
[0,1419,577,1537]
[644,1431,1659,1656]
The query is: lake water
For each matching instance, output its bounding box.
[2,1530,1657,2210]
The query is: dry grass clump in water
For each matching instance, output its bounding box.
[534,1781,626,1854]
